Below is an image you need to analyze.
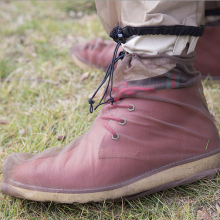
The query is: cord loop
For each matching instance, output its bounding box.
[88,31,126,113]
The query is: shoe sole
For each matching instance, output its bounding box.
[70,47,105,72]
[1,152,220,203]
[71,53,95,71]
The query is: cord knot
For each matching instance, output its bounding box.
[117,27,126,44]
[110,97,114,105]
[109,27,127,43]
[88,99,95,105]
[88,27,127,113]
[88,99,95,113]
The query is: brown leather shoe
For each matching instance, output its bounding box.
[70,38,121,71]
[1,52,220,203]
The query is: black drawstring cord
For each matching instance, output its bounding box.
[88,28,126,113]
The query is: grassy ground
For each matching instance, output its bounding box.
[0,1,220,219]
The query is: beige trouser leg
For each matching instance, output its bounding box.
[95,1,205,56]
[95,1,205,34]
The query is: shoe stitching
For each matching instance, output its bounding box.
[99,151,151,161]
[8,148,220,192]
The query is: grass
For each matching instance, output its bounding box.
[0,1,220,219]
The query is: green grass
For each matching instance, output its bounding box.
[0,1,220,219]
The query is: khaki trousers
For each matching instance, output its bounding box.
[95,1,206,80]
[95,1,205,35]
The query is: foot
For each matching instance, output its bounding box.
[1,53,220,202]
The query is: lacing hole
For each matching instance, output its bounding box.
[119,118,126,126]
[128,104,135,112]
[112,133,119,140]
